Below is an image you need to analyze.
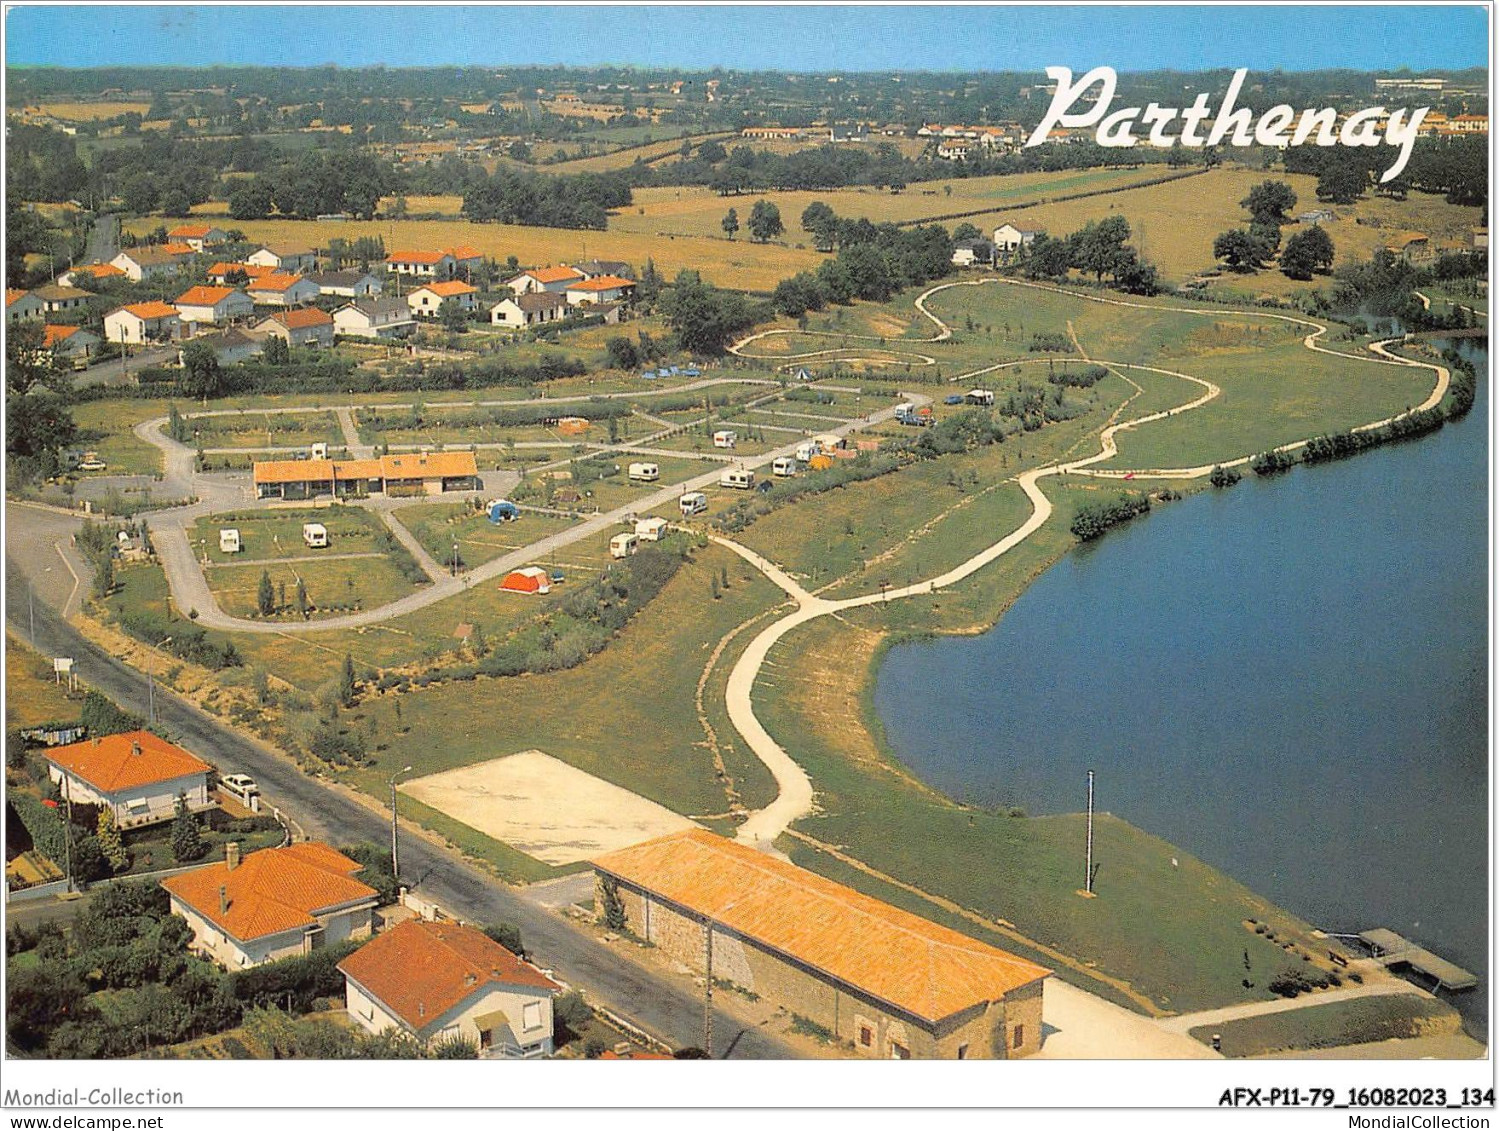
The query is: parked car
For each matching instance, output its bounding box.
[220,773,260,806]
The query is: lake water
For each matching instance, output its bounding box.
[875,341,1489,1037]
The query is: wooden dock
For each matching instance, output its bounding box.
[1359,929,1478,991]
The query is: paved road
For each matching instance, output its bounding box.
[83,212,119,265]
[2,557,792,1060]
[72,345,178,390]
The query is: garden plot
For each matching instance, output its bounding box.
[400,750,695,865]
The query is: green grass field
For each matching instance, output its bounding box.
[208,556,421,620]
[5,633,84,729]
[189,506,387,564]
[394,500,584,569]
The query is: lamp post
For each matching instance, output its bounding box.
[389,765,413,880]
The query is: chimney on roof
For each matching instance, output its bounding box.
[130,740,142,757]
[418,1002,425,1019]
[464,972,477,987]
[93,735,101,746]
[226,842,241,871]
[219,885,229,916]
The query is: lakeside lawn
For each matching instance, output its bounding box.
[760,614,1339,1015]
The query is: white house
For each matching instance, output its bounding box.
[993,224,1045,257]
[333,297,416,339]
[167,223,230,252]
[338,919,561,1057]
[247,244,318,273]
[32,284,93,316]
[564,275,635,307]
[306,270,382,298]
[110,246,193,282]
[246,274,320,307]
[56,262,127,287]
[443,246,485,278]
[6,289,44,323]
[45,730,214,829]
[178,328,263,367]
[384,250,456,279]
[490,291,569,329]
[407,280,478,318]
[504,265,585,294]
[161,842,379,970]
[952,239,997,268]
[255,307,335,349]
[104,301,182,345]
[174,284,255,328]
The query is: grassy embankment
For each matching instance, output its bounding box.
[1190,995,1464,1058]
[726,281,1435,1011]
[5,632,85,729]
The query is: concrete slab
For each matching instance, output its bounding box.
[400,749,695,865]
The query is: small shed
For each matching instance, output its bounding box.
[500,567,551,595]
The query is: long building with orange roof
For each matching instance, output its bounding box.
[163,842,379,968]
[253,449,479,500]
[592,829,1050,1059]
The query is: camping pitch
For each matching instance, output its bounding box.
[500,566,550,594]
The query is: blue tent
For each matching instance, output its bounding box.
[487,500,520,523]
[683,366,701,377]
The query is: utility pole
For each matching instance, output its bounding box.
[389,765,412,880]
[28,582,35,645]
[703,920,714,1058]
[63,777,74,893]
[1084,769,1096,895]
[147,671,155,725]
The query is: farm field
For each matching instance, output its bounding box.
[616,166,1188,240]
[125,214,821,292]
[982,166,1484,297]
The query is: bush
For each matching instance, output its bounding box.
[1070,493,1151,541]
[1209,464,1242,488]
[230,940,361,1012]
[1250,449,1297,476]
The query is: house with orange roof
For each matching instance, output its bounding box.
[564,274,635,307]
[206,261,274,285]
[247,244,318,273]
[442,246,485,277]
[407,279,479,317]
[245,273,319,307]
[110,245,194,282]
[43,323,101,361]
[338,919,561,1057]
[163,842,379,969]
[56,262,126,287]
[175,284,254,328]
[104,301,182,344]
[252,450,478,500]
[505,265,585,295]
[6,288,44,323]
[255,307,335,349]
[166,222,229,252]
[384,250,456,280]
[592,829,1051,1059]
[45,729,214,828]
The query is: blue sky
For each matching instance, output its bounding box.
[5,5,1489,72]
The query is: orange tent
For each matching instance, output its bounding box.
[500,567,551,595]
[556,417,590,436]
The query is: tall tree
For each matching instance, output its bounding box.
[257,570,275,616]
[170,794,205,863]
[720,207,739,241]
[747,199,784,243]
[1281,226,1335,280]
[1242,180,1297,226]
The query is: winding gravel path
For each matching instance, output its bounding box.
[719,279,1453,849]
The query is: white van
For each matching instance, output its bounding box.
[219,528,242,554]
[310,441,329,460]
[635,517,669,542]
[302,522,329,549]
[610,532,639,559]
[679,491,708,517]
[713,430,737,449]
[628,462,660,483]
[772,457,798,477]
[719,468,755,490]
